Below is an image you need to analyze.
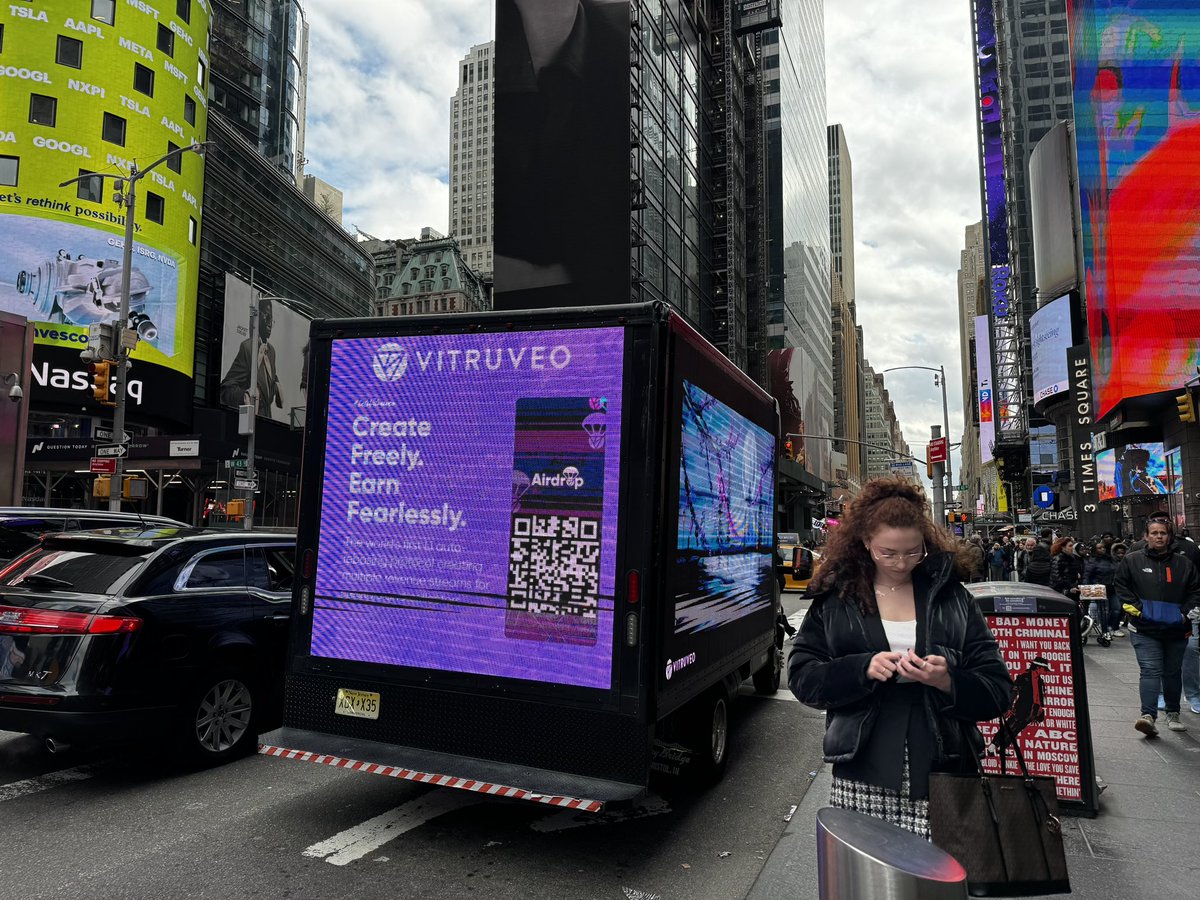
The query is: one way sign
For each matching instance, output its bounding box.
[95,444,128,458]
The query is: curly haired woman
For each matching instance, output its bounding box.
[787,477,1012,837]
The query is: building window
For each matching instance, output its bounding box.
[134,63,155,96]
[391,304,399,316]
[166,141,182,173]
[76,169,103,203]
[183,95,196,126]
[145,191,165,224]
[29,94,57,127]
[57,35,84,68]
[102,112,127,146]
[157,24,174,56]
[188,215,197,245]
[196,57,207,88]
[401,283,410,295]
[91,0,115,25]
[0,155,19,188]
[176,0,191,24]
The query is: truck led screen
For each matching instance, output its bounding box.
[672,381,775,636]
[310,327,625,690]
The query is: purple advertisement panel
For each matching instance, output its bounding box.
[310,327,625,690]
[972,0,1012,319]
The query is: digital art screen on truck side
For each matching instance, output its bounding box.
[309,328,626,690]
[666,380,776,678]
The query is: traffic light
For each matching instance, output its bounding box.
[1177,391,1197,424]
[784,439,793,460]
[89,360,114,406]
[227,499,246,518]
[92,475,111,499]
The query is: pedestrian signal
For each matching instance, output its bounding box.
[1177,392,1197,424]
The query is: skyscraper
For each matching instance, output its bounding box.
[957,221,985,506]
[828,124,864,490]
[210,0,310,183]
[763,0,833,484]
[449,42,495,277]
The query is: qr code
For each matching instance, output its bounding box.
[507,514,601,616]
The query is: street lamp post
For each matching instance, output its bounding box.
[882,365,954,517]
[60,142,213,511]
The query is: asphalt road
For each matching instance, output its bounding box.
[0,597,822,900]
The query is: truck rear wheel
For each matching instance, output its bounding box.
[752,642,782,694]
[687,689,729,784]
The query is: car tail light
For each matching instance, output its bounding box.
[0,605,142,635]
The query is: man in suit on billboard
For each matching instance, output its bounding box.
[219,295,283,417]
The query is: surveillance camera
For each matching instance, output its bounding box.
[8,383,23,403]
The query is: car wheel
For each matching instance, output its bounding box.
[179,671,257,765]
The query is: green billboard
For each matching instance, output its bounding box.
[0,0,212,383]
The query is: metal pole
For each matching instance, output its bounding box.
[244,272,258,531]
[940,364,953,518]
[108,166,138,512]
[931,425,945,526]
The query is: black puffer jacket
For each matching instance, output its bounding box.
[787,552,1012,766]
[1050,551,1084,597]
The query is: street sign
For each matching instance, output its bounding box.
[225,458,251,470]
[928,436,949,464]
[1033,486,1056,509]
[233,478,259,491]
[94,428,130,443]
[89,457,117,474]
[95,443,128,459]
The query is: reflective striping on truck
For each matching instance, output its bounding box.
[257,743,606,812]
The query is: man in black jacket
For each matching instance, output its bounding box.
[1115,519,1200,736]
[1023,528,1054,586]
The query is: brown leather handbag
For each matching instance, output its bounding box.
[929,742,1070,897]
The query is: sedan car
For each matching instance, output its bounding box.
[0,527,295,764]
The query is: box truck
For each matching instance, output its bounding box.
[260,302,782,810]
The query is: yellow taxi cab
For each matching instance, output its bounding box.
[777,533,822,592]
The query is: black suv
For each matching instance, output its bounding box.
[0,528,295,764]
[0,507,188,565]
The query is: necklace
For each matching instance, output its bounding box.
[873,582,908,594]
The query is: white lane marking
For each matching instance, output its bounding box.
[531,792,670,833]
[0,766,96,803]
[303,788,483,866]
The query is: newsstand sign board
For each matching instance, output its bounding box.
[966,584,1099,816]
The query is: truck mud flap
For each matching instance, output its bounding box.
[258,727,645,813]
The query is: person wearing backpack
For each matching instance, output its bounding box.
[1023,528,1054,586]
[1115,519,1200,737]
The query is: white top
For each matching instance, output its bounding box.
[881,619,919,683]
[881,618,918,654]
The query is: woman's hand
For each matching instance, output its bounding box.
[897,649,953,693]
[867,651,903,682]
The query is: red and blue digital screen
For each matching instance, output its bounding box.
[672,382,775,636]
[1071,0,1200,417]
[309,328,625,690]
[1096,442,1182,500]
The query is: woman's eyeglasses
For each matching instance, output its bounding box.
[870,545,927,563]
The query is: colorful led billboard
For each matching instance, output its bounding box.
[1031,295,1073,405]
[310,328,625,690]
[1070,0,1200,417]
[0,2,211,414]
[972,0,1012,319]
[976,315,995,464]
[1096,442,1181,500]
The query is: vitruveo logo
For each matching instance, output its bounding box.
[373,343,409,382]
[664,653,697,681]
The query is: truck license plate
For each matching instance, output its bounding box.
[334,688,380,720]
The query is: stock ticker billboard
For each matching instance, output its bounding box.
[1070,0,1200,418]
[0,2,211,423]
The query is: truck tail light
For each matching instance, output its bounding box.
[301,548,316,579]
[627,569,640,604]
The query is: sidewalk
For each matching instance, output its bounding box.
[748,634,1200,900]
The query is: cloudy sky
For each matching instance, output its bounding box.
[303,0,980,484]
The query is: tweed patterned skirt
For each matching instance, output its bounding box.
[829,751,931,839]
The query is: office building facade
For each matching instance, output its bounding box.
[828,123,864,491]
[957,221,985,510]
[449,41,495,277]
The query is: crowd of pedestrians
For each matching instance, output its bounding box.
[958,515,1200,735]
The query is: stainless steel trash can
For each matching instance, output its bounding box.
[816,807,968,899]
